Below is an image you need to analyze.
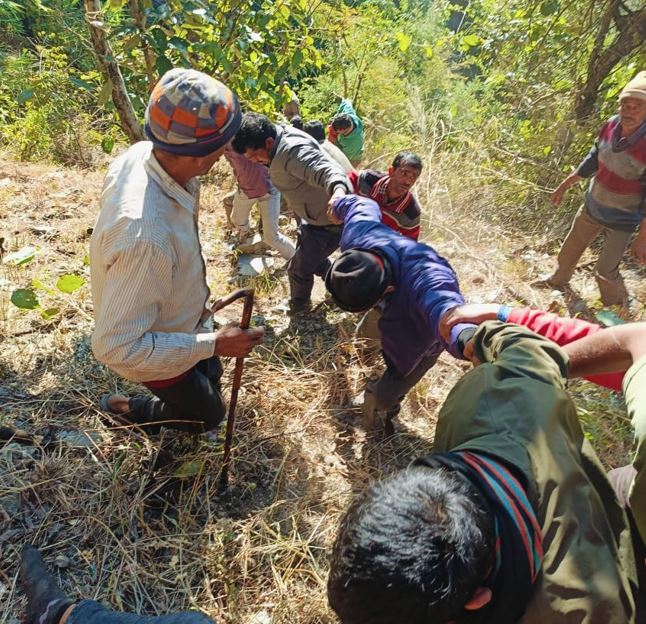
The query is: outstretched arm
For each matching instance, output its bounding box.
[564,322,646,379]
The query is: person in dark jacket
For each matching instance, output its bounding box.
[232,113,352,312]
[328,323,639,624]
[326,195,474,430]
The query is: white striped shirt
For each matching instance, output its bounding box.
[90,141,216,382]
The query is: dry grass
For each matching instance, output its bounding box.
[0,148,643,623]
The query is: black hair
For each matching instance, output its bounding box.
[231,112,277,153]
[392,151,423,172]
[328,466,495,624]
[291,115,304,130]
[331,113,353,132]
[303,119,325,143]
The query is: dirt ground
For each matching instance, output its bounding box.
[0,152,644,623]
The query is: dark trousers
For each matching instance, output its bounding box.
[287,223,341,303]
[128,356,226,434]
[68,600,215,624]
[370,352,441,413]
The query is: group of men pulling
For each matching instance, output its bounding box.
[18,68,646,624]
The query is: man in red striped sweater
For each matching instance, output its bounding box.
[547,71,646,305]
[349,151,423,240]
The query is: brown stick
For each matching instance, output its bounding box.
[217,288,255,491]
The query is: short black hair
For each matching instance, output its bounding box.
[303,120,325,143]
[231,112,277,153]
[291,115,304,130]
[392,151,423,172]
[331,114,353,132]
[328,466,495,624]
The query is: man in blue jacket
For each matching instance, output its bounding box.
[326,195,474,430]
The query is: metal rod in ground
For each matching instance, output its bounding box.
[218,287,255,491]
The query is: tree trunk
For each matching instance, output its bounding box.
[83,0,144,143]
[574,4,646,123]
[128,0,157,90]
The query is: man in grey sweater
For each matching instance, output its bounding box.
[232,113,352,312]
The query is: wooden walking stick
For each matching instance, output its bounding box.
[216,287,255,491]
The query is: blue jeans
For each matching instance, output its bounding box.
[68,600,215,624]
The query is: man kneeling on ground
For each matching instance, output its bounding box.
[90,69,263,434]
[328,322,639,624]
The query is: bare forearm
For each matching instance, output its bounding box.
[564,323,646,378]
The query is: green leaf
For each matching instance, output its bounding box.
[151,28,168,54]
[70,76,95,92]
[155,55,173,77]
[40,307,60,320]
[540,0,559,16]
[97,79,113,107]
[11,289,40,310]
[395,31,412,53]
[462,34,482,48]
[56,274,85,294]
[82,254,90,266]
[17,89,34,104]
[173,460,202,478]
[4,245,36,266]
[101,136,115,154]
[169,36,189,54]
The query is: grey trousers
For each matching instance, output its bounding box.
[552,206,632,304]
[128,356,226,434]
[68,600,214,624]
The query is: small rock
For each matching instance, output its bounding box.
[54,555,71,569]
[58,430,100,448]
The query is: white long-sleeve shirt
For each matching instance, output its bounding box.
[89,142,216,382]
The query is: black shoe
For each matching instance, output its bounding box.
[20,545,73,624]
[288,298,311,314]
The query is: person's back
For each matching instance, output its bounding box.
[302,119,354,174]
[331,195,466,372]
[328,322,638,623]
[434,323,637,622]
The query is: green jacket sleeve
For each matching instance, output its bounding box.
[472,320,569,388]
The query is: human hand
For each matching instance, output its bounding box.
[632,234,646,264]
[551,184,567,206]
[215,325,264,358]
[463,339,481,366]
[438,304,500,342]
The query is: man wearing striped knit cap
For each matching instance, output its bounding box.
[547,70,646,305]
[90,68,263,435]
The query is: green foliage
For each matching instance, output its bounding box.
[10,271,86,319]
[107,0,322,115]
[0,45,111,164]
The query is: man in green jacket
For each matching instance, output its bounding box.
[328,98,365,167]
[328,322,639,623]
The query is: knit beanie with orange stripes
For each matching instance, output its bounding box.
[619,71,646,103]
[145,68,241,157]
